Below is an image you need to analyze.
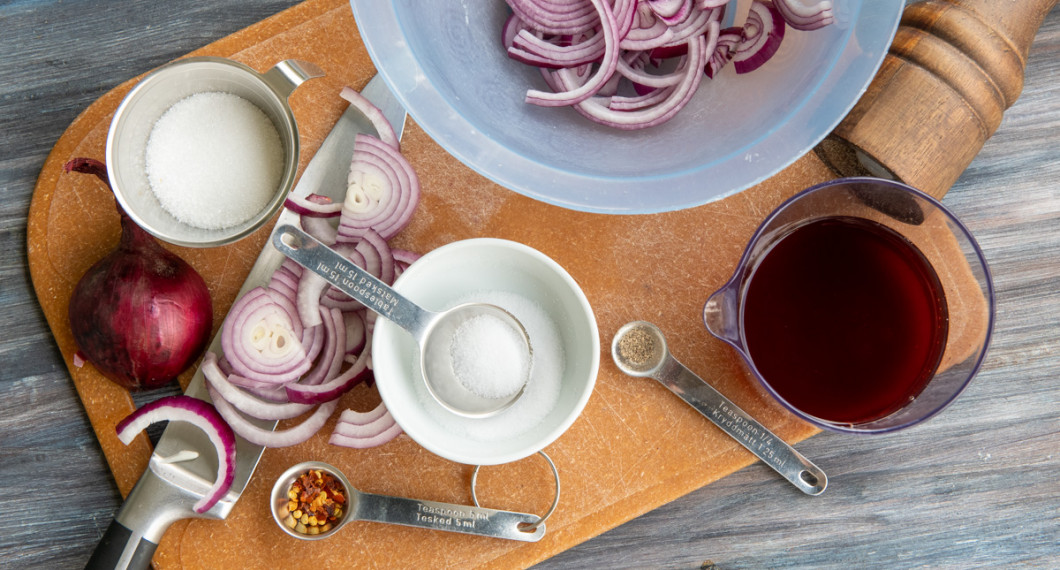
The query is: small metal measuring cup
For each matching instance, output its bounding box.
[270,461,552,542]
[106,56,324,247]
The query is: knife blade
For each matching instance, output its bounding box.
[86,75,407,570]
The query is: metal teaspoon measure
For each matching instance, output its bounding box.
[271,462,545,542]
[612,321,827,495]
[273,225,532,417]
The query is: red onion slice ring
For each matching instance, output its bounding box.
[116,395,236,514]
[524,0,620,107]
[291,307,346,388]
[202,352,314,420]
[509,28,605,69]
[221,287,313,384]
[733,0,786,74]
[329,401,403,449]
[284,193,342,218]
[285,343,372,405]
[339,86,400,150]
[208,384,339,448]
[570,27,711,129]
[773,0,834,31]
[337,135,420,242]
[506,0,598,35]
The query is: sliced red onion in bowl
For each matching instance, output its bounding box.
[524,0,621,107]
[115,395,236,514]
[569,29,711,129]
[507,0,599,35]
[733,0,786,74]
[773,0,834,31]
[503,0,829,128]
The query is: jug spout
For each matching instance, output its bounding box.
[703,282,741,346]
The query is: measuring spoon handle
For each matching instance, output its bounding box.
[353,492,545,542]
[654,356,827,495]
[272,225,434,339]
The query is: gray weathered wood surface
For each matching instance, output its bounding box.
[1,1,1056,568]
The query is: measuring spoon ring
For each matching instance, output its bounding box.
[612,321,827,496]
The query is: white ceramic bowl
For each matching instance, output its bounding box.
[372,239,599,465]
[350,0,903,214]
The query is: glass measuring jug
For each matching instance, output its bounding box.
[704,178,994,433]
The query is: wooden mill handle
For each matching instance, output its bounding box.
[816,0,1058,199]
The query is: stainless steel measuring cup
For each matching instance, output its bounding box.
[106,56,324,247]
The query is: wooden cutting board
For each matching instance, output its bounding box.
[28,0,850,567]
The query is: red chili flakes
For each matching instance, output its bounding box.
[282,469,347,535]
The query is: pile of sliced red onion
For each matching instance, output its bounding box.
[117,86,422,474]
[505,0,834,129]
[201,87,421,450]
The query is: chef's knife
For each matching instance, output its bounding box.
[86,75,407,570]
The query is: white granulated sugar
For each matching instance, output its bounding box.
[450,313,530,399]
[421,290,566,442]
[145,92,283,230]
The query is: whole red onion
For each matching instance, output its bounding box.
[65,158,213,391]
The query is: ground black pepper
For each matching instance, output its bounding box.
[617,325,661,372]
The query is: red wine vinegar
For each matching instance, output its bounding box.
[743,216,948,425]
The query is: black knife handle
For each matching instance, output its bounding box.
[85,519,157,570]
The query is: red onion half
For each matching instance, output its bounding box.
[116,395,236,514]
[65,158,213,391]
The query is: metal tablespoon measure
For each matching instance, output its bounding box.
[612,321,827,495]
[273,225,531,417]
[271,462,545,542]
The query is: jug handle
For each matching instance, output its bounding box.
[263,59,326,100]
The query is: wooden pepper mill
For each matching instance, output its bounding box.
[815,0,1058,200]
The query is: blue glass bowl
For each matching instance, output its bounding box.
[350,0,902,214]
